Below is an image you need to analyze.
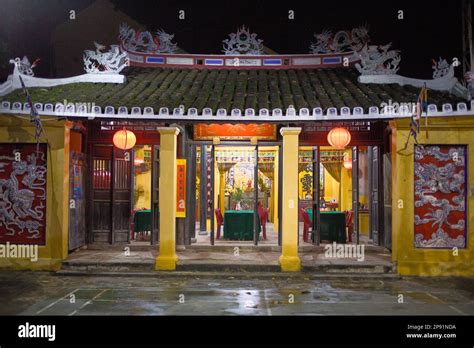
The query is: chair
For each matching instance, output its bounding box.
[258,207,268,240]
[215,209,224,239]
[345,210,354,243]
[130,209,137,241]
[301,208,312,243]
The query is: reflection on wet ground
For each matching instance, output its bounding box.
[0,272,472,315]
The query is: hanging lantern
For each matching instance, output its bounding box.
[113,127,136,150]
[327,127,351,149]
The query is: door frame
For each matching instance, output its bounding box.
[186,140,282,246]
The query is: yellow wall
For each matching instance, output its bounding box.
[323,168,339,202]
[392,116,474,276]
[340,166,352,211]
[0,116,71,271]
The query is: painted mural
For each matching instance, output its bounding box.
[414,145,466,248]
[0,144,47,245]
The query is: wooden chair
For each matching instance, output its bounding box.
[345,210,354,242]
[215,208,224,239]
[258,207,268,240]
[301,208,312,243]
[130,209,137,241]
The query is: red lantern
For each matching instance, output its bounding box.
[327,127,351,149]
[113,127,136,150]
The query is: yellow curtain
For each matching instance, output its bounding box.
[322,161,342,183]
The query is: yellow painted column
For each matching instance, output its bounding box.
[155,127,180,271]
[273,148,279,232]
[279,127,301,272]
[214,157,219,226]
[219,172,225,213]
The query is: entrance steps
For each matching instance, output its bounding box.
[58,247,396,277]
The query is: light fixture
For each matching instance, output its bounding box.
[343,160,352,170]
[113,127,136,150]
[327,127,351,149]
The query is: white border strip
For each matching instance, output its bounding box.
[1,107,472,122]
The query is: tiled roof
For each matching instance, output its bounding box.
[0,67,463,115]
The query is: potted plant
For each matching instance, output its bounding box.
[231,187,243,210]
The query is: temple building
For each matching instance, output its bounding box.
[0,23,473,276]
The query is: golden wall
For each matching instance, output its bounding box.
[392,116,474,276]
[0,116,71,270]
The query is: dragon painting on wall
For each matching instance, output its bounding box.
[414,145,467,248]
[0,144,47,245]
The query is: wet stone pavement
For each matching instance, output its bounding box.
[0,271,473,316]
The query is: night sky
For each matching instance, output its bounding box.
[0,0,469,79]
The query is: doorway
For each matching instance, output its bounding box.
[187,142,282,247]
[88,144,159,245]
[298,145,386,246]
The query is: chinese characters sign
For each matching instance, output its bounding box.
[0,143,47,245]
[176,159,186,218]
[414,145,467,248]
[194,123,276,140]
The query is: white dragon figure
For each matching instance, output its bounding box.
[119,23,178,54]
[309,26,370,54]
[355,43,401,75]
[83,42,129,74]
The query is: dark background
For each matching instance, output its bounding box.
[0,0,469,79]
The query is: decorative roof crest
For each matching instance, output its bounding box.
[9,56,38,76]
[309,25,369,54]
[222,26,264,55]
[83,42,129,74]
[355,43,401,75]
[119,23,178,54]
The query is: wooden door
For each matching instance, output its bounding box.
[111,147,132,243]
[90,145,132,244]
[90,145,113,243]
[69,151,86,250]
[351,146,359,244]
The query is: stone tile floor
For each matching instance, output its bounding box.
[0,271,472,315]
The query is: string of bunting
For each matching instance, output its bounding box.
[18,74,47,155]
[403,83,428,150]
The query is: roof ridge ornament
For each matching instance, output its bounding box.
[222,26,264,55]
[9,56,39,76]
[432,58,451,79]
[83,42,129,74]
[119,23,178,54]
[309,25,370,54]
[355,43,401,75]
[358,55,469,99]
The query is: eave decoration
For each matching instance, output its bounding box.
[357,54,469,99]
